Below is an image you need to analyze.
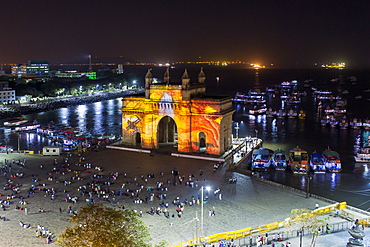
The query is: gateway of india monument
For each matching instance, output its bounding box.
[120,68,234,156]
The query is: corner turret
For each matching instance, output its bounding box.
[198,67,206,83]
[164,67,170,85]
[145,69,153,99]
[181,69,190,89]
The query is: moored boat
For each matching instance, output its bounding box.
[271,149,287,170]
[354,147,370,163]
[0,145,14,152]
[14,120,40,132]
[248,103,267,115]
[310,152,326,173]
[322,148,342,172]
[233,90,266,104]
[289,146,309,174]
[3,117,28,127]
[251,147,273,172]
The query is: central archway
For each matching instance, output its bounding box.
[157,116,177,146]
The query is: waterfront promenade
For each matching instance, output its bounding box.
[0,146,368,246]
[0,88,144,119]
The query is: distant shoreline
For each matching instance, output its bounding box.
[0,89,144,120]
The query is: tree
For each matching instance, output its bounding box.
[56,204,152,247]
[284,208,330,247]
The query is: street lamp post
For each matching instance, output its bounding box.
[17,133,21,153]
[200,186,210,240]
[201,186,204,239]
[235,122,239,140]
[306,175,312,198]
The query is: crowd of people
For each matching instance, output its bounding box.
[0,151,232,246]
[0,147,326,246]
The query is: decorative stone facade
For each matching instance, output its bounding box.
[120,68,234,156]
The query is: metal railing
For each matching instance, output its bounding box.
[170,202,347,247]
[210,221,353,247]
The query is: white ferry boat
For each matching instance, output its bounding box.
[354,147,370,163]
[310,152,326,173]
[322,149,342,172]
[251,148,273,171]
[3,117,28,127]
[271,149,287,170]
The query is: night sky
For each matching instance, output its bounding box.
[1,0,369,67]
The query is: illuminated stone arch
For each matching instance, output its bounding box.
[121,69,234,156]
[157,115,178,145]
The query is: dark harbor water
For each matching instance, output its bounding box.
[1,66,370,210]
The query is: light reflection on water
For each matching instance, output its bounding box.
[0,98,123,152]
[330,173,338,190]
[76,104,88,132]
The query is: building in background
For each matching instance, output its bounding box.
[0,67,6,76]
[11,60,49,78]
[117,64,124,74]
[54,71,96,80]
[321,63,346,69]
[0,81,16,103]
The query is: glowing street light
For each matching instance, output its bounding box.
[200,186,211,239]
[17,133,21,153]
[235,122,240,139]
[306,175,312,198]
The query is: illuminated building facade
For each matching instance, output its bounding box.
[117,64,124,74]
[321,63,346,69]
[11,60,49,78]
[120,68,234,156]
[0,81,16,103]
[55,71,97,80]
